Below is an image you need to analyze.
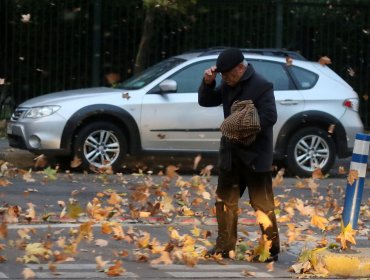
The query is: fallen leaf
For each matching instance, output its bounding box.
[95,239,108,247]
[95,256,109,270]
[34,154,48,168]
[150,251,173,265]
[22,267,35,279]
[311,214,329,230]
[336,222,357,250]
[106,260,125,276]
[70,156,82,168]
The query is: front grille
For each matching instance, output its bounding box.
[10,107,28,121]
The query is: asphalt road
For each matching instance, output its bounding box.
[0,173,368,279]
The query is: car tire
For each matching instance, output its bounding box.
[286,127,336,177]
[73,121,127,171]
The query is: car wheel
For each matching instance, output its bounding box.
[74,122,127,171]
[286,127,336,177]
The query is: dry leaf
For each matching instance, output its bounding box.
[193,154,202,170]
[338,166,346,175]
[166,165,178,178]
[22,267,35,279]
[310,214,328,230]
[95,239,108,247]
[328,124,335,134]
[336,222,357,250]
[150,251,173,265]
[266,261,274,272]
[285,56,293,66]
[318,56,332,66]
[96,256,109,270]
[21,14,31,23]
[0,178,12,187]
[272,168,284,187]
[200,165,213,177]
[122,92,131,100]
[255,210,272,230]
[347,169,359,185]
[312,168,324,179]
[106,260,125,276]
[70,156,82,168]
[34,154,48,168]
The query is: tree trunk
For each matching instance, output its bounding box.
[134,8,155,74]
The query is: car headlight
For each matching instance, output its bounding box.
[24,106,61,118]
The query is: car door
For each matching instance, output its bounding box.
[250,60,305,146]
[140,59,223,151]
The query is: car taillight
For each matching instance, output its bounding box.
[343,98,359,112]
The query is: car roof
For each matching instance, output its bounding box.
[175,47,307,61]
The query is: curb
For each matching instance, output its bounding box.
[312,248,370,277]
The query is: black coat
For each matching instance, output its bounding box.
[198,64,277,172]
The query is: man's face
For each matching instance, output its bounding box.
[220,64,244,87]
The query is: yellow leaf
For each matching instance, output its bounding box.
[310,214,329,230]
[252,234,272,262]
[107,192,122,205]
[255,210,272,230]
[190,225,201,237]
[336,222,357,250]
[136,232,150,248]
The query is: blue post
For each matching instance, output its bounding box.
[342,133,370,229]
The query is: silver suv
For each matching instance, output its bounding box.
[7,49,364,176]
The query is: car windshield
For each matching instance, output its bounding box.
[118,57,186,90]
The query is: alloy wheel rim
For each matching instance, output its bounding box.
[83,130,120,167]
[294,134,329,172]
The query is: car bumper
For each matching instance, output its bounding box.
[6,114,70,155]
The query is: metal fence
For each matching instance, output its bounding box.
[1,0,370,125]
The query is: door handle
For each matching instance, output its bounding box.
[280,100,299,105]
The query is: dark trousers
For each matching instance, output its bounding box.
[215,156,280,255]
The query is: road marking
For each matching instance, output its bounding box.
[167,271,274,278]
[152,264,256,270]
[153,264,275,278]
[29,271,138,278]
[26,264,138,278]
[0,272,8,278]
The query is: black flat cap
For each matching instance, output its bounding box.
[216,48,244,73]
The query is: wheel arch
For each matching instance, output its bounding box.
[60,104,142,155]
[274,110,348,159]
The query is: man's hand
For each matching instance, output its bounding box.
[204,66,217,85]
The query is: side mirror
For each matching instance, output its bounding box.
[159,79,177,93]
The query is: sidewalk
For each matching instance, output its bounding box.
[0,137,35,168]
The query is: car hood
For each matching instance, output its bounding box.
[20,87,120,107]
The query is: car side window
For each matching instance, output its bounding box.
[289,66,318,89]
[250,60,294,91]
[168,60,221,93]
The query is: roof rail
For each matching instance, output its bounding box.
[195,47,306,61]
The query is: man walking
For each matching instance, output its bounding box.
[198,48,280,262]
